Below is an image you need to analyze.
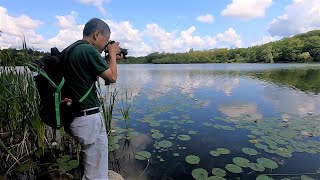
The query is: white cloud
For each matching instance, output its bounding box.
[268,0,320,36]
[78,0,109,15]
[0,7,242,56]
[103,20,152,57]
[221,0,273,19]
[250,36,281,46]
[0,6,45,49]
[56,11,78,29]
[197,14,214,23]
[216,28,242,48]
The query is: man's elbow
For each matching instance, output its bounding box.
[109,75,117,83]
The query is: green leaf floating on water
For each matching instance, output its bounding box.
[248,163,265,172]
[109,143,120,152]
[255,143,268,150]
[225,164,242,173]
[185,155,200,164]
[216,148,230,155]
[170,116,179,119]
[301,175,315,180]
[134,151,151,160]
[173,153,179,157]
[191,168,208,180]
[151,132,164,139]
[156,140,173,148]
[207,176,227,180]
[232,157,250,168]
[257,158,278,169]
[210,150,220,157]
[178,135,191,141]
[275,148,292,158]
[256,175,274,180]
[212,168,226,177]
[57,155,72,164]
[242,147,258,156]
[188,130,197,135]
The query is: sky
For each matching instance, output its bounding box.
[0,0,319,57]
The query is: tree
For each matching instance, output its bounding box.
[297,52,313,62]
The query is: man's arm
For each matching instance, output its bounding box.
[99,42,121,83]
[100,54,117,83]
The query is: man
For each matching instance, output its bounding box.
[62,18,121,180]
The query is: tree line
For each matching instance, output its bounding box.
[122,30,320,64]
[1,30,319,66]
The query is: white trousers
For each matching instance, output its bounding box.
[70,112,109,180]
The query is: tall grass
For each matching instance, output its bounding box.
[0,64,46,177]
[118,91,132,130]
[99,84,118,134]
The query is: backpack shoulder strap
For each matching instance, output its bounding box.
[79,83,95,103]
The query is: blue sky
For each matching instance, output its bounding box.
[0,0,319,56]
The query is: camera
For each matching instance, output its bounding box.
[104,40,128,59]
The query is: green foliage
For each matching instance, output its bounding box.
[123,30,320,64]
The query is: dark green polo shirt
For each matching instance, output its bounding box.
[63,41,108,110]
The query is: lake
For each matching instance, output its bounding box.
[100,64,320,180]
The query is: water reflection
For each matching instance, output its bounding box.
[103,64,320,116]
[103,64,320,179]
[263,85,320,115]
[218,103,263,121]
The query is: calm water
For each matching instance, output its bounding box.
[100,64,320,180]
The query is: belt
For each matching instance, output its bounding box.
[74,108,100,117]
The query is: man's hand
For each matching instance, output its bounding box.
[116,53,124,60]
[106,42,120,58]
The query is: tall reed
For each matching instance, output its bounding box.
[99,84,118,134]
[118,91,132,130]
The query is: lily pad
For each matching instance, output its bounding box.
[109,143,120,152]
[210,150,220,157]
[257,158,278,169]
[178,135,191,141]
[225,164,242,173]
[152,132,164,139]
[185,155,200,164]
[212,168,226,177]
[256,175,274,180]
[248,163,265,172]
[191,168,208,180]
[207,176,227,180]
[173,153,179,157]
[134,151,151,160]
[188,130,197,135]
[275,148,292,158]
[242,148,258,156]
[301,175,315,180]
[255,143,268,150]
[217,148,230,155]
[232,157,250,168]
[157,140,173,148]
